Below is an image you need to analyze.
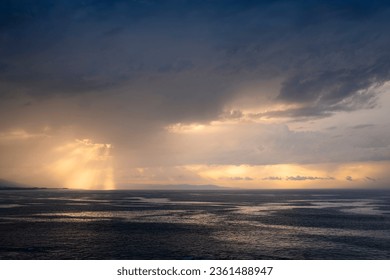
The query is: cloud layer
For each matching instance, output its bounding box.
[1,1,390,120]
[1,0,390,188]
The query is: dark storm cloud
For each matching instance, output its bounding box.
[222,0,390,117]
[262,176,283,181]
[277,62,389,116]
[262,176,334,181]
[365,176,376,182]
[1,0,390,122]
[286,176,335,181]
[221,176,254,181]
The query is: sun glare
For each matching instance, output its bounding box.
[50,139,115,189]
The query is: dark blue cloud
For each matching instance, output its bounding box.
[1,0,390,120]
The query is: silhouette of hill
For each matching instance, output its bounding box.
[0,179,45,190]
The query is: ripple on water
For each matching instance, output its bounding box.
[0,204,23,208]
[233,199,387,216]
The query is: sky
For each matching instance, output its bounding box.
[0,0,390,189]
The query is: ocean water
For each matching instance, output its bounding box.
[0,189,390,259]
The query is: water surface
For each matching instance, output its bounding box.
[1,189,389,259]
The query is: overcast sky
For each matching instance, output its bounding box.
[1,0,390,189]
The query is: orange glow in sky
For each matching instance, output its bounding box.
[50,139,115,189]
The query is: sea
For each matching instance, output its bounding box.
[0,189,389,259]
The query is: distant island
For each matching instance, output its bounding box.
[0,179,66,190]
